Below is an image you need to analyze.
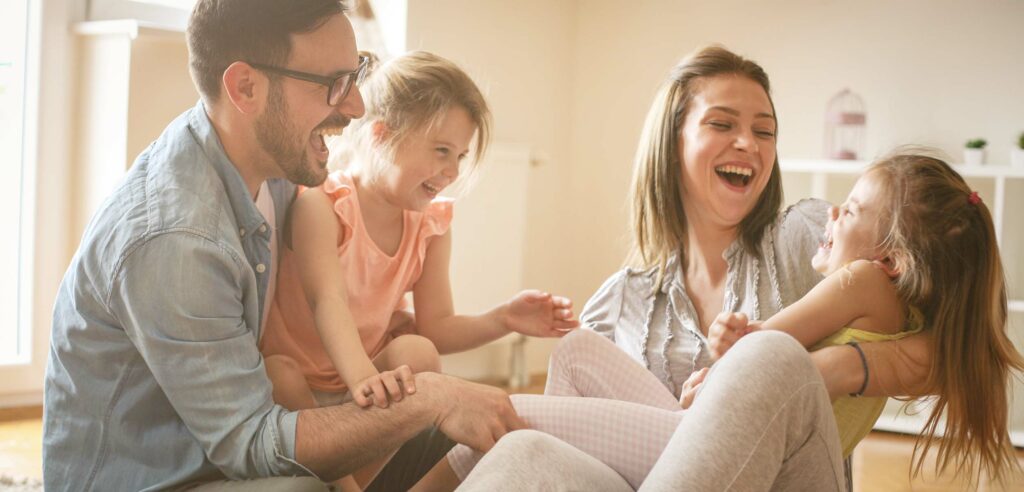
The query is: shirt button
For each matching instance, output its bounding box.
[258,224,268,234]
[239,227,246,236]
[256,263,266,273]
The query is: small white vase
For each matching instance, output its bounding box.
[963,148,985,165]
[1013,149,1024,168]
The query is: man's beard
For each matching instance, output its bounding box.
[254,82,327,187]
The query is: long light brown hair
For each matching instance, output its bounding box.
[869,151,1024,485]
[628,46,782,280]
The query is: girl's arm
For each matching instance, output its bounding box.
[709,260,898,360]
[291,189,389,406]
[413,230,578,355]
[760,259,898,346]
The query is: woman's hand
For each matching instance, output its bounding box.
[708,312,758,361]
[351,365,416,408]
[500,290,580,337]
[679,367,709,409]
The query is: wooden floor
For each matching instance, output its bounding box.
[0,406,42,482]
[5,392,1024,490]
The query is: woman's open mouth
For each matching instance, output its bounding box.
[714,165,753,188]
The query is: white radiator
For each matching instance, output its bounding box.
[440,143,533,382]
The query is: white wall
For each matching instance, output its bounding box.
[406,0,580,376]
[11,1,1021,400]
[575,0,1024,160]
[405,0,1024,380]
[566,0,1024,308]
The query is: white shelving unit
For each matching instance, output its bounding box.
[780,158,1024,446]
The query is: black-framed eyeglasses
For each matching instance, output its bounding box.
[248,54,369,106]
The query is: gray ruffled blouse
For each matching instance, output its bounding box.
[580,199,830,397]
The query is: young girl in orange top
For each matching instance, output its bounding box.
[260,52,578,415]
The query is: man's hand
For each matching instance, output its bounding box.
[422,373,528,452]
[500,290,580,337]
[707,312,757,361]
[351,365,416,408]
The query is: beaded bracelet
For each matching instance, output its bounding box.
[846,340,869,397]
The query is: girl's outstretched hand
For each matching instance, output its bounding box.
[500,290,580,337]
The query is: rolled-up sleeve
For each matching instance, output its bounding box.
[107,231,311,479]
[579,270,629,341]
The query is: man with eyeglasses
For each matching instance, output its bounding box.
[42,1,525,491]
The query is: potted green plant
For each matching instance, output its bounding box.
[964,138,987,165]
[1013,133,1024,168]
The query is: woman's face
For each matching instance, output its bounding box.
[677,75,777,232]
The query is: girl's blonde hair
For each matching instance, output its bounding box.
[869,150,1024,485]
[628,45,782,279]
[333,51,491,186]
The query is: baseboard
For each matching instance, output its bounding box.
[0,391,43,411]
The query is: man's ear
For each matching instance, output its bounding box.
[222,61,264,115]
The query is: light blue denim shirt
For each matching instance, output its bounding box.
[43,101,309,491]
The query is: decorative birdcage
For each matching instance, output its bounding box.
[824,89,866,160]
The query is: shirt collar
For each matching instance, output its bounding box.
[662,238,743,294]
[187,100,268,238]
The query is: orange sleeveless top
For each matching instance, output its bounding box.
[260,171,453,392]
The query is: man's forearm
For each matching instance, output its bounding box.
[294,372,440,481]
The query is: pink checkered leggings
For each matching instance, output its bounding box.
[446,330,688,489]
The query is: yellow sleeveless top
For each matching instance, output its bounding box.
[811,307,924,457]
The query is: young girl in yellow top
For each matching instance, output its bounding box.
[260,51,578,415]
[709,151,1023,483]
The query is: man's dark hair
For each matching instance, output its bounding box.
[186,0,349,103]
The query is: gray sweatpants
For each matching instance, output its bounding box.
[458,330,846,491]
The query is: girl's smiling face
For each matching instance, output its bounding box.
[376,105,476,211]
[812,172,889,275]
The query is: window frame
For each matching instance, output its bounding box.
[0,0,63,407]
